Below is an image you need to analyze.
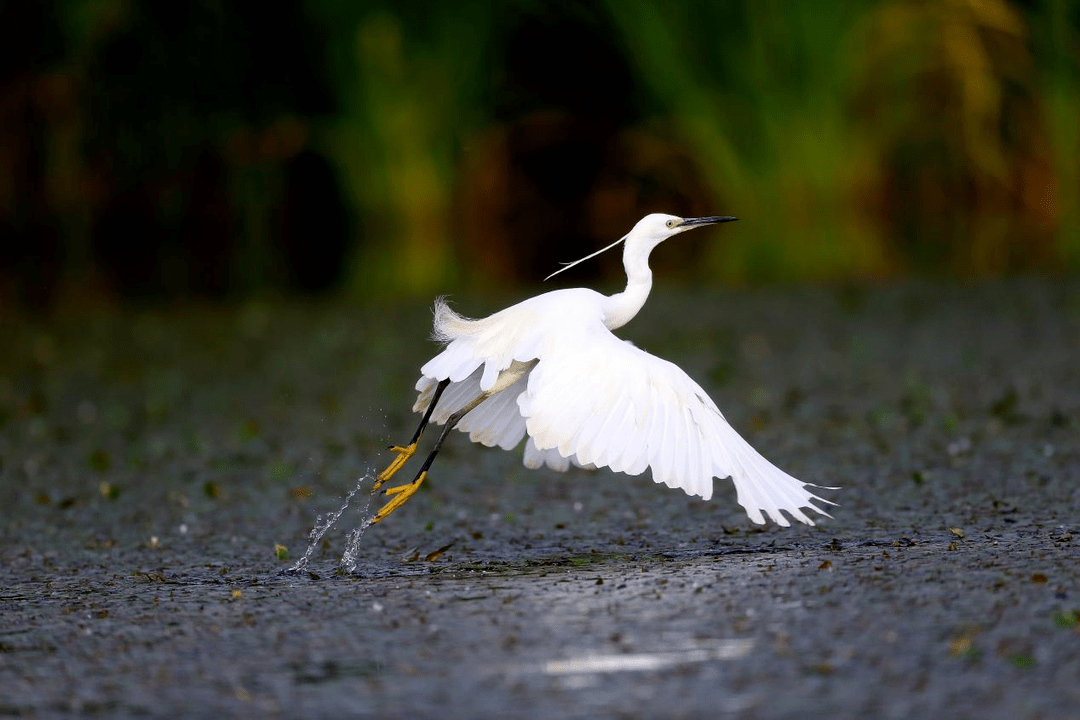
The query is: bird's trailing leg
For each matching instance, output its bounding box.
[374,379,450,489]
[370,359,537,525]
[370,392,489,524]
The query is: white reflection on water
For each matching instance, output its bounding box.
[543,638,755,675]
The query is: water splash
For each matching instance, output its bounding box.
[287,469,379,575]
[339,520,372,574]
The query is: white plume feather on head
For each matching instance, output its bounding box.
[544,234,629,282]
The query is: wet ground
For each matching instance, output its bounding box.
[1,276,1078,718]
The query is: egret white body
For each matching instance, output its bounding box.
[373,213,834,527]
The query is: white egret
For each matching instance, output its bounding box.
[371,213,835,527]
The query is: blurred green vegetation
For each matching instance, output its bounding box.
[609,0,1080,279]
[1,0,1078,307]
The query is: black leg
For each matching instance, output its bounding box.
[370,389,490,524]
[415,393,487,476]
[405,378,450,447]
[374,378,450,486]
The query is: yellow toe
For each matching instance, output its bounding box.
[374,443,418,486]
[370,471,427,524]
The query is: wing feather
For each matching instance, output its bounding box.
[654,386,676,487]
[520,328,832,526]
[611,396,646,474]
[672,400,690,492]
[600,398,636,471]
[458,375,528,450]
[590,394,631,469]
[679,406,697,495]
[621,387,659,477]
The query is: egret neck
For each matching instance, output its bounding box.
[602,243,654,331]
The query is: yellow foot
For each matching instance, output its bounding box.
[374,444,417,489]
[370,471,428,525]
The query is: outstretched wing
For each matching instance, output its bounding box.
[517,329,834,527]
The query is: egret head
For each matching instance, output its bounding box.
[545,213,737,281]
[632,213,739,247]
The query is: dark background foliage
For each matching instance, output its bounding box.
[2,0,1078,308]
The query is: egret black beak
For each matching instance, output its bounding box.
[681,215,738,228]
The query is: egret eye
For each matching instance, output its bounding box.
[666,219,677,229]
